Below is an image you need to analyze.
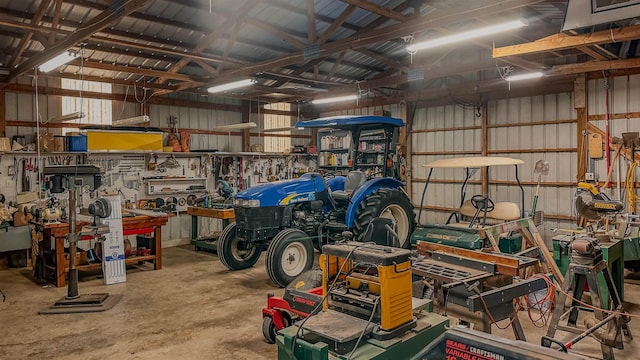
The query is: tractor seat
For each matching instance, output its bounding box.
[332,171,367,201]
[449,200,521,229]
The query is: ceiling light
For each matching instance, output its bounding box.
[207,79,256,93]
[39,51,78,73]
[47,111,85,123]
[312,95,358,105]
[113,115,150,126]
[406,19,527,52]
[212,122,257,131]
[504,72,544,82]
[262,126,305,132]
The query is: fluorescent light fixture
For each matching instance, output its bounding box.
[312,94,358,105]
[406,19,527,52]
[38,51,78,73]
[207,79,256,93]
[113,115,150,126]
[262,126,304,132]
[504,72,544,82]
[212,122,257,131]
[47,111,85,123]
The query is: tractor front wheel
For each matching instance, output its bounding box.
[354,188,416,248]
[266,229,314,287]
[218,223,262,270]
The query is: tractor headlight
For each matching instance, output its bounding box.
[234,199,260,207]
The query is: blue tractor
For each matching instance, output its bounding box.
[218,116,415,287]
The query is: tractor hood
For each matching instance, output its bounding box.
[235,173,327,207]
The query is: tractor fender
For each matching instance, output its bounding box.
[326,176,345,192]
[345,178,405,227]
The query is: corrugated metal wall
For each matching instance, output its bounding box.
[9,73,640,245]
[320,93,580,243]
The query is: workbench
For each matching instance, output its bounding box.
[36,215,169,287]
[188,206,235,252]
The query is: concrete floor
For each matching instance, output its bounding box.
[1,245,640,360]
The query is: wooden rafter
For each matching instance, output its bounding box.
[245,18,306,49]
[551,57,640,75]
[8,0,152,82]
[325,51,346,81]
[219,22,243,72]
[307,0,318,79]
[189,0,544,89]
[268,0,361,31]
[355,48,408,72]
[193,59,218,76]
[49,0,63,44]
[493,24,640,58]
[342,0,407,22]
[8,0,52,68]
[317,4,357,45]
[157,0,259,84]
[66,59,201,82]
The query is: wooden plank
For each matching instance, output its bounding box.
[412,126,482,133]
[488,148,576,154]
[493,24,640,58]
[187,206,235,219]
[416,242,521,276]
[522,219,564,284]
[553,57,640,76]
[575,77,587,182]
[589,133,604,158]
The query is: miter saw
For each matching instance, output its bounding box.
[575,182,624,224]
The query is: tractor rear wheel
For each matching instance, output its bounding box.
[218,223,262,270]
[353,188,415,248]
[266,229,314,287]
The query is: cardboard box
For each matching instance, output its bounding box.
[0,137,11,152]
[13,212,33,227]
[38,133,55,152]
[16,192,39,204]
[373,110,391,117]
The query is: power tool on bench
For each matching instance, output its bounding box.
[575,182,624,223]
[276,242,449,359]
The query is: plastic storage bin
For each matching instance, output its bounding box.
[68,134,87,152]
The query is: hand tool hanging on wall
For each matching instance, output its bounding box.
[531,160,549,223]
[22,158,30,192]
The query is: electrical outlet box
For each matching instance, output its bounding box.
[585,172,595,181]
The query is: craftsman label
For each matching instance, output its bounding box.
[444,339,505,360]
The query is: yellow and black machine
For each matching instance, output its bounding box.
[320,242,416,338]
[276,242,449,359]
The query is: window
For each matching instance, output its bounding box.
[61,79,112,134]
[263,102,291,153]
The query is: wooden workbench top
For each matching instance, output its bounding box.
[187,206,235,219]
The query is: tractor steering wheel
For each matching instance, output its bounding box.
[470,195,495,212]
[322,170,336,179]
